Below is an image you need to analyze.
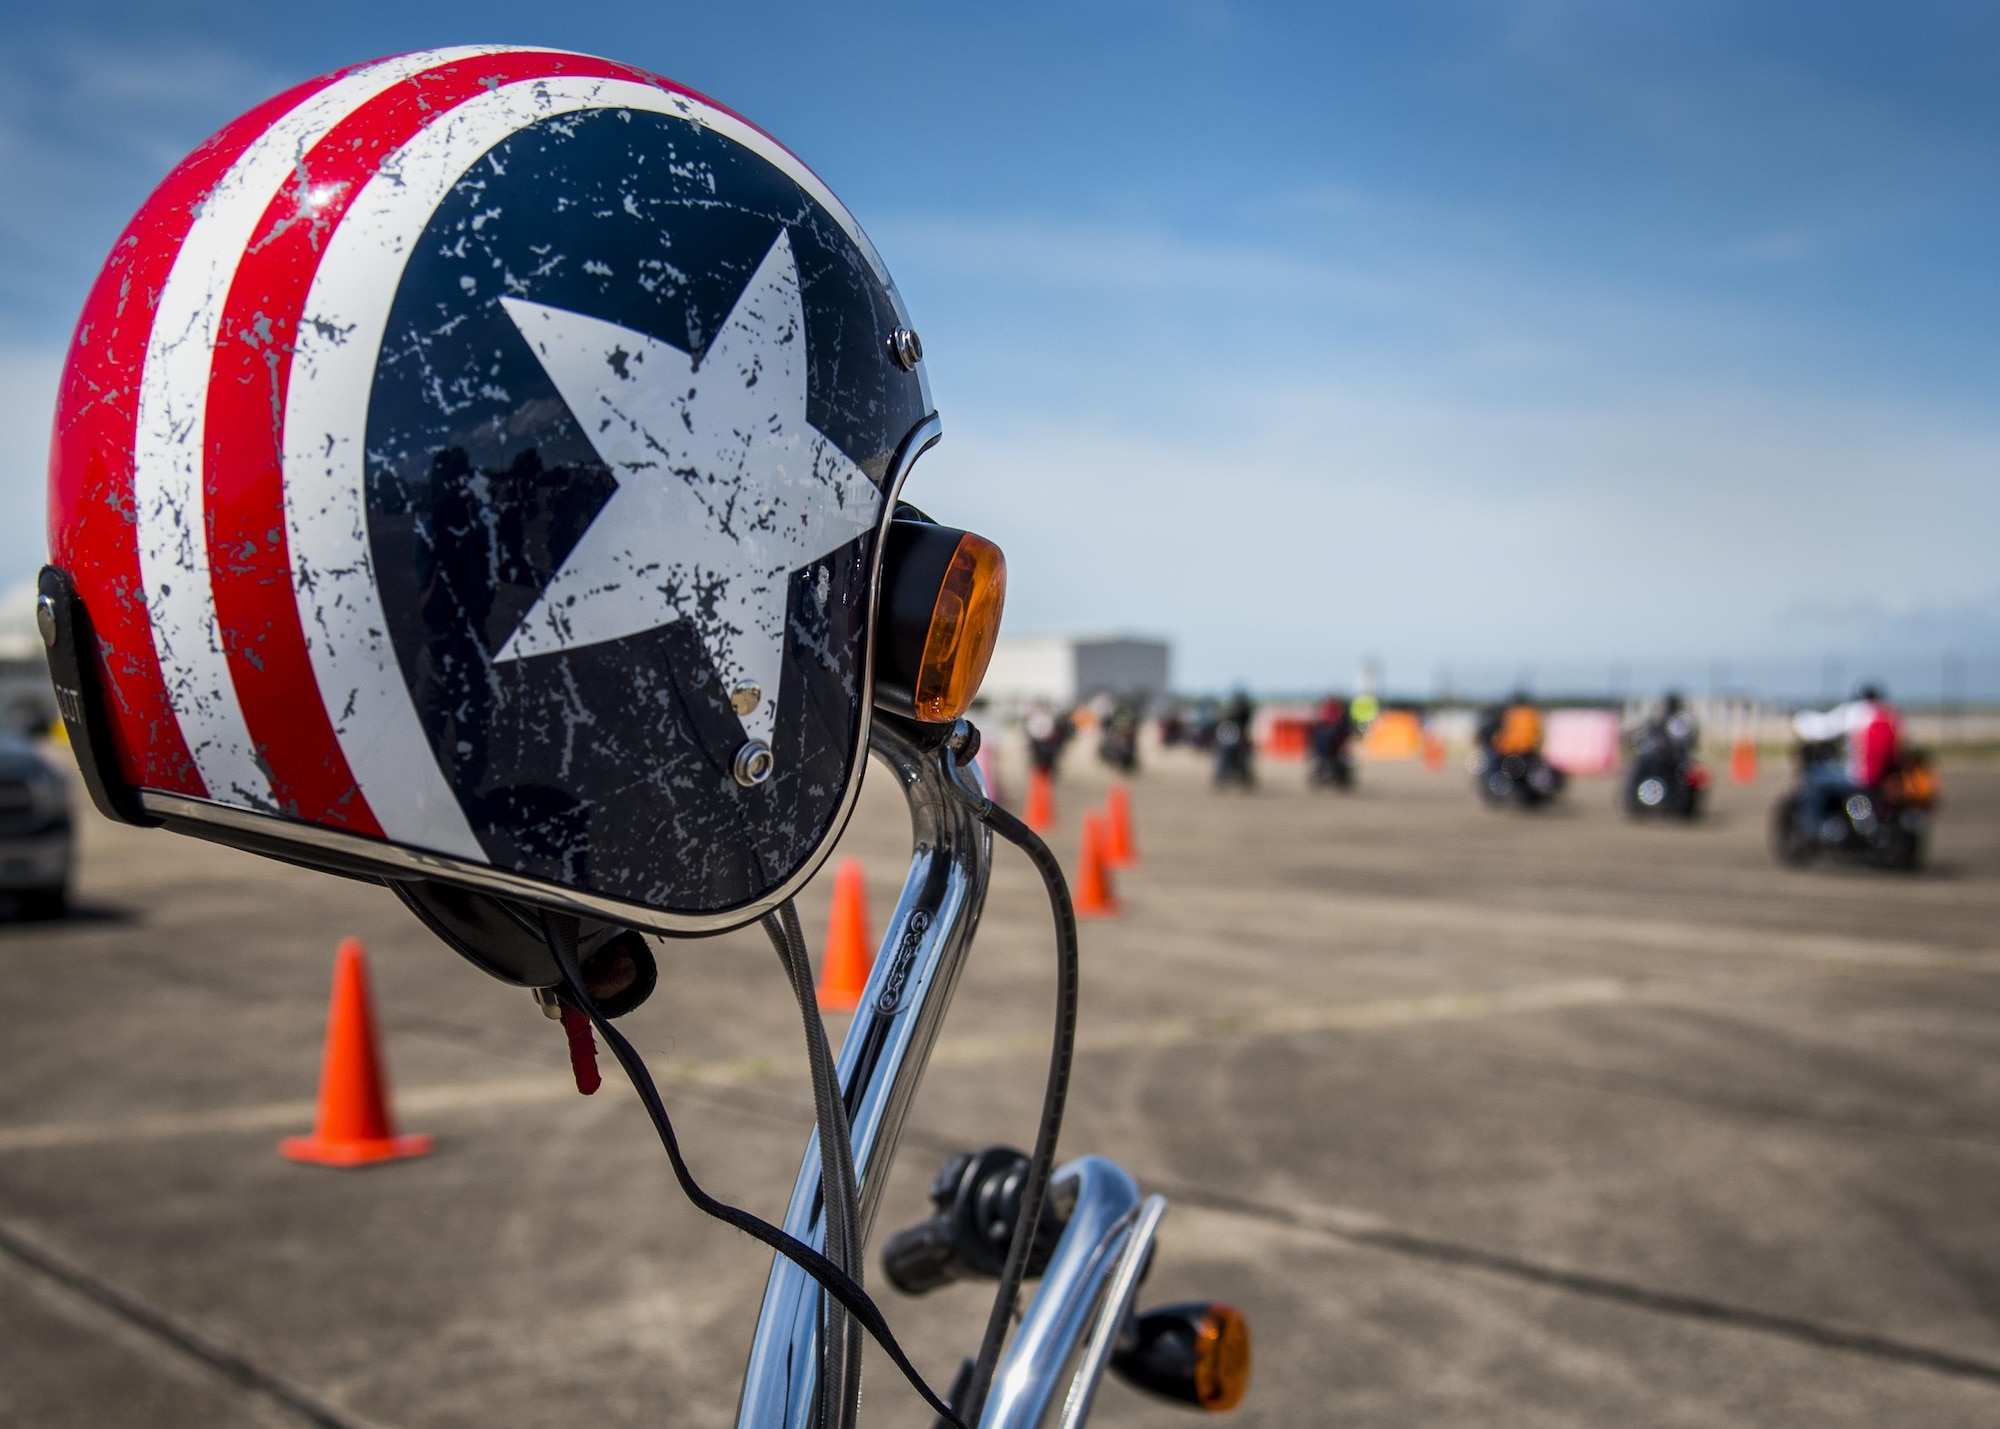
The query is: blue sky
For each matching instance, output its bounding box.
[4,1,1996,696]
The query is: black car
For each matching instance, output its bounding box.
[0,736,74,915]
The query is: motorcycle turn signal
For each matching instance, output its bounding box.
[1109,1301,1252,1412]
[872,514,1006,724]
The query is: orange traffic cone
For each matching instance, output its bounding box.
[817,858,874,1013]
[1025,766,1055,833]
[1730,737,1758,785]
[1421,731,1446,772]
[1104,784,1138,868]
[280,939,433,1167]
[1073,810,1121,918]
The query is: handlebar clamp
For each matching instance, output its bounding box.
[882,1147,1077,1296]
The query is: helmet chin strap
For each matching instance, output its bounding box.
[537,910,965,1429]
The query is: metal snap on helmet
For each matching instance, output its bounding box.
[43,46,1004,971]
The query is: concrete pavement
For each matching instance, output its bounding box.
[1,742,1997,1426]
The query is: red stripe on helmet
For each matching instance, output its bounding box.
[47,72,342,798]
[203,50,658,829]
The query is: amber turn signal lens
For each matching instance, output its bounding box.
[1192,1303,1251,1411]
[910,533,1006,723]
[1109,1299,1251,1412]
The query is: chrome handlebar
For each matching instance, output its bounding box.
[734,721,1167,1428]
[736,719,991,1428]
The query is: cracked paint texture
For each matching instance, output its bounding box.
[362,105,926,913]
[50,53,924,922]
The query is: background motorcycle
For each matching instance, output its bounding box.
[1771,743,1938,871]
[1622,737,1709,819]
[1309,727,1355,790]
[1478,750,1567,808]
[1098,702,1141,775]
[1213,721,1256,789]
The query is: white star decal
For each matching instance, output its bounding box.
[494,229,881,748]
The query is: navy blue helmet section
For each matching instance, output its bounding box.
[362,106,927,915]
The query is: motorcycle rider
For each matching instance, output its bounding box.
[1474,689,1570,806]
[1098,695,1142,774]
[1634,691,1700,763]
[1214,688,1257,789]
[1024,701,1074,780]
[1477,690,1544,767]
[1309,694,1357,787]
[1622,691,1704,816]
[1792,683,1901,839]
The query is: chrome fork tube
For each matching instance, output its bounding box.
[979,1158,1162,1429]
[735,720,992,1429]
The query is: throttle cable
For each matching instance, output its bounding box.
[762,901,865,1429]
[537,734,1080,1429]
[951,787,1081,1429]
[539,909,965,1429]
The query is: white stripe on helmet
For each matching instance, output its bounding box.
[131,45,513,811]
[287,74,893,862]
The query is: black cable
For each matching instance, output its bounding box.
[953,796,1082,1429]
[776,900,864,1269]
[539,910,965,1429]
[761,904,864,1429]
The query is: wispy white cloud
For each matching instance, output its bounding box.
[3,8,1984,699]
[1490,0,1974,167]
[903,340,2000,688]
[883,202,2000,682]
[877,215,1396,308]
[0,41,273,192]
[1471,0,1993,279]
[0,36,290,336]
[882,206,1918,438]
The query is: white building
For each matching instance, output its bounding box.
[978,634,1172,714]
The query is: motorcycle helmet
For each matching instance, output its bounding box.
[43,46,1004,976]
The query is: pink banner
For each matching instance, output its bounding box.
[1543,709,1622,775]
